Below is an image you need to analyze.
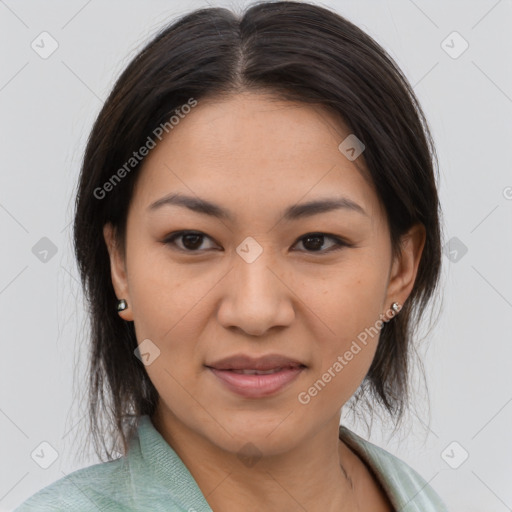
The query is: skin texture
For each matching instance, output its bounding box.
[104,92,425,511]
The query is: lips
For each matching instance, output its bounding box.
[229,368,287,375]
[206,353,306,372]
[205,353,306,398]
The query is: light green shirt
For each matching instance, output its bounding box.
[15,415,449,511]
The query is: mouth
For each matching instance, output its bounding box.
[205,353,307,398]
[226,367,298,375]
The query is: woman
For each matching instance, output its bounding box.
[15,1,448,510]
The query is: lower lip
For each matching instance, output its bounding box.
[207,366,305,398]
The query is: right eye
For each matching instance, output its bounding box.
[162,230,220,252]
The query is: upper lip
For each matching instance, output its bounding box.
[206,353,306,371]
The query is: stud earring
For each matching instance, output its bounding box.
[383,302,401,323]
[117,299,128,312]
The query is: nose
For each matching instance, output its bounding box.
[216,250,295,337]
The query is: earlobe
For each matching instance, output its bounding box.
[103,223,134,321]
[385,223,426,311]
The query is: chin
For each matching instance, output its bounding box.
[205,414,304,456]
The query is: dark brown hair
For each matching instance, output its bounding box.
[73,0,443,461]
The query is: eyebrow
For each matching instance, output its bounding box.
[147,192,367,221]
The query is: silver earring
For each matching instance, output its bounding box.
[117,299,128,312]
[383,302,401,323]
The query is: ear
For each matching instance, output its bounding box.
[103,222,134,321]
[383,222,426,319]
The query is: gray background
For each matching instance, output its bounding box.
[1,0,511,510]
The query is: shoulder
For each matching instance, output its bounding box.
[13,455,133,511]
[339,425,449,512]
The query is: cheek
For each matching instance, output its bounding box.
[127,260,211,410]
[126,240,213,338]
[297,258,388,402]
[303,255,388,338]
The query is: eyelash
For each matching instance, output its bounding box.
[162,230,352,254]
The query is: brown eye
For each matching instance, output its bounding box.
[162,231,350,254]
[294,233,349,253]
[163,231,218,252]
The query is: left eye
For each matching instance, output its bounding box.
[293,232,349,253]
[162,231,349,253]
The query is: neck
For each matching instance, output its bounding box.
[151,408,360,512]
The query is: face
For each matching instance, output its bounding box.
[104,92,424,456]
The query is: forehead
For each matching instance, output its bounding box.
[130,92,383,223]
